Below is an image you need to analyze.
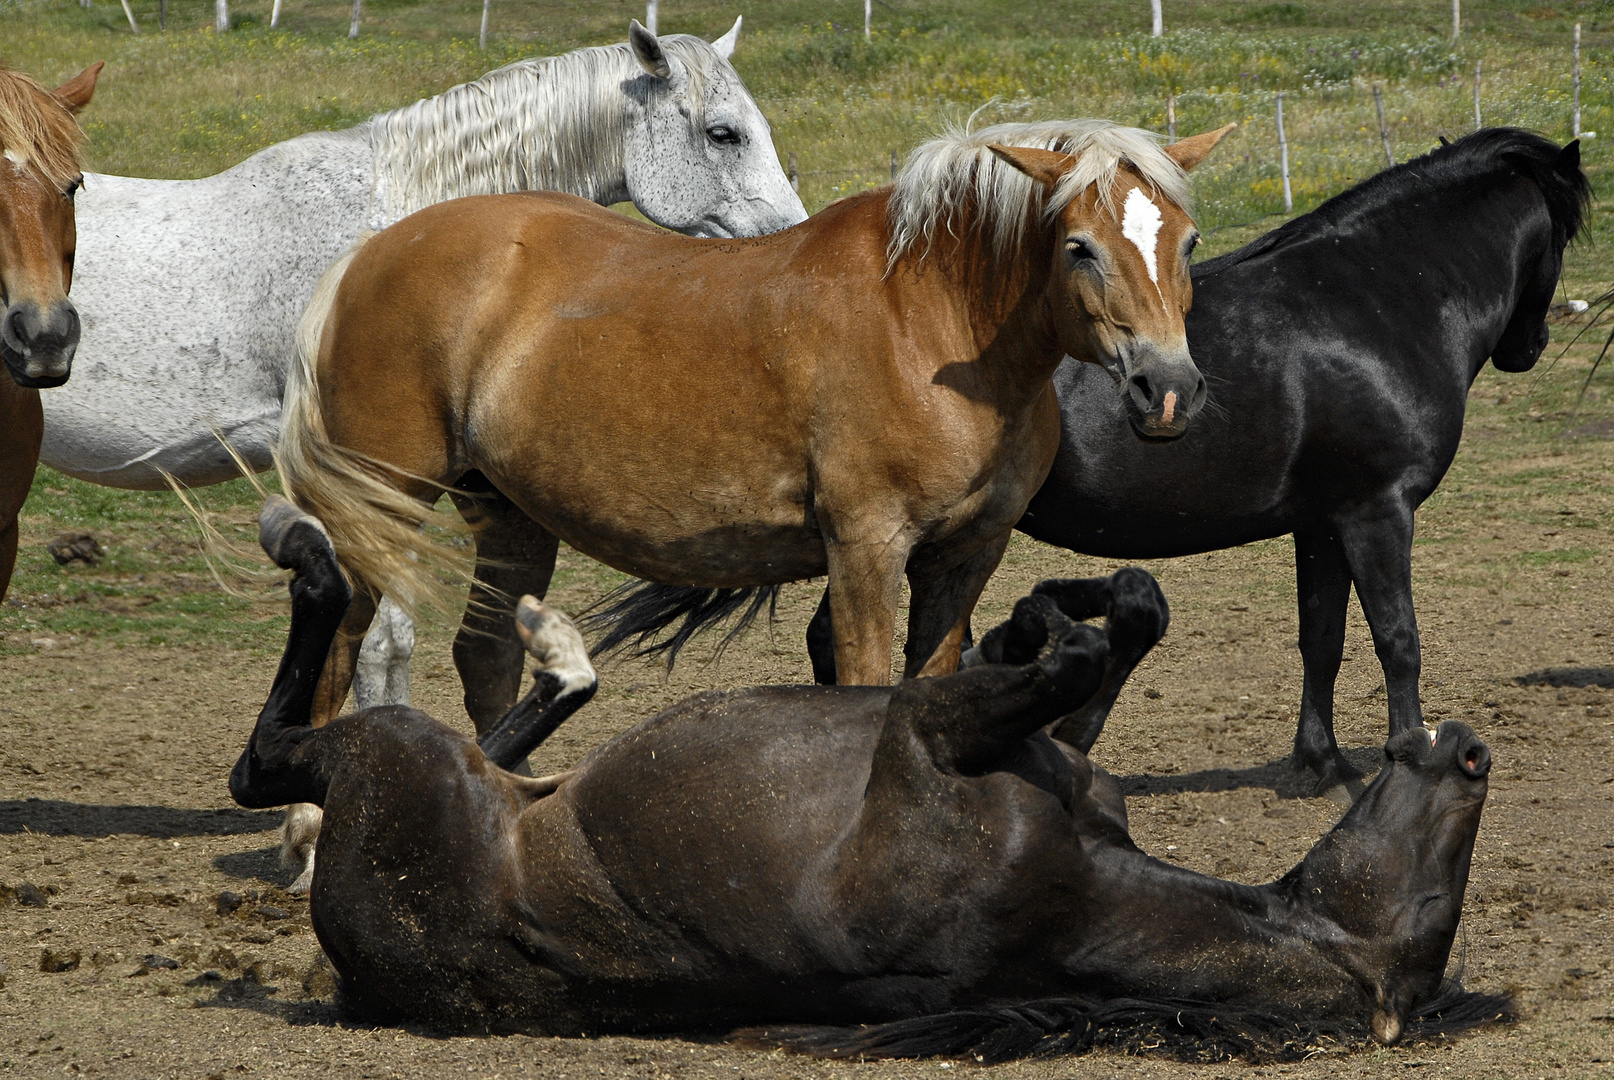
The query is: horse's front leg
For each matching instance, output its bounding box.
[902,532,1011,679]
[1333,501,1424,736]
[823,528,913,686]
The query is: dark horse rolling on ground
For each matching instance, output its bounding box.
[232,496,1506,1059]
[804,128,1590,798]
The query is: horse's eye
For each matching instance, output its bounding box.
[1065,239,1095,261]
[706,125,741,146]
[64,177,81,200]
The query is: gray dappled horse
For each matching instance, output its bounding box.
[229,495,1507,1060]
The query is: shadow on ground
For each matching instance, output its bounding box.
[211,844,296,887]
[1114,746,1382,800]
[0,799,281,836]
[1516,666,1614,688]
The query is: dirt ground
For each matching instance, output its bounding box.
[3,374,1614,1077]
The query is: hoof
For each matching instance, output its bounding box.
[258,495,334,571]
[1292,749,1366,803]
[514,596,596,695]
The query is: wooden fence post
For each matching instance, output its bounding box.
[1166,89,1176,142]
[1473,60,1482,130]
[479,0,491,49]
[1372,83,1393,167]
[215,0,229,32]
[270,0,280,28]
[1573,23,1582,138]
[646,0,657,35]
[159,0,166,29]
[865,0,871,40]
[348,0,361,38]
[1276,92,1292,213]
[1151,0,1162,37]
[118,0,138,32]
[1451,0,1460,41]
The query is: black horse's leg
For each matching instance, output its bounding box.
[477,598,599,771]
[231,497,354,810]
[807,587,837,685]
[1293,526,1364,799]
[450,472,560,752]
[1040,569,1170,753]
[882,595,1108,774]
[1334,503,1424,737]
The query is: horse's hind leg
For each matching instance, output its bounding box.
[1293,525,1365,801]
[450,472,559,742]
[901,533,1010,680]
[354,597,414,710]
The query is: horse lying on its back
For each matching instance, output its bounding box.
[232,496,1507,1058]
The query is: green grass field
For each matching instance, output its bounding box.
[3,0,1612,656]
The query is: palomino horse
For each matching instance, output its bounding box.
[233,494,1506,1056]
[41,20,801,490]
[283,118,1229,704]
[808,128,1590,800]
[0,63,100,603]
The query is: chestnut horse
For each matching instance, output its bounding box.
[281,120,1231,726]
[0,62,100,602]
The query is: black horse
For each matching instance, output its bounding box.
[795,128,1589,797]
[235,496,1506,1058]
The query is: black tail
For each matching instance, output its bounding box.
[582,582,782,667]
[733,984,1515,1065]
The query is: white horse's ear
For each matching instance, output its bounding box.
[629,19,672,79]
[712,16,742,61]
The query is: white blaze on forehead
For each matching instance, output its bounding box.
[3,149,28,173]
[1120,186,1164,284]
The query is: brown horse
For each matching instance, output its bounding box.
[280,119,1233,733]
[0,62,101,602]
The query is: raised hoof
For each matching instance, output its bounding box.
[514,596,596,695]
[258,495,334,571]
[1292,750,1367,803]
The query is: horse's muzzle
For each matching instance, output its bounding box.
[1120,345,1206,439]
[2,299,79,389]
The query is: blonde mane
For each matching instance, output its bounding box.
[0,68,85,189]
[367,35,724,224]
[887,119,1190,269]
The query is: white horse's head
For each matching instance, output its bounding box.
[622,19,807,238]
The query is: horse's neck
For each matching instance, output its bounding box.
[920,210,1060,380]
[363,57,632,230]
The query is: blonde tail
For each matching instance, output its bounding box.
[275,232,469,618]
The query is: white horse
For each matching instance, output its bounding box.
[43,19,802,492]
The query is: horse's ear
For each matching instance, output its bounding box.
[988,144,1074,190]
[1162,122,1236,171]
[1559,139,1581,171]
[52,60,104,115]
[629,20,672,79]
[712,15,741,61]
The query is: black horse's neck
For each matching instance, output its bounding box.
[1197,128,1586,385]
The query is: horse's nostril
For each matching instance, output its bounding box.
[1460,741,1490,777]
[1129,374,1154,405]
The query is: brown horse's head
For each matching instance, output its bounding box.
[0,62,98,390]
[991,124,1233,438]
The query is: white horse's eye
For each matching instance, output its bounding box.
[706,125,741,146]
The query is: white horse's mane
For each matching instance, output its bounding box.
[367,35,724,223]
[887,119,1190,268]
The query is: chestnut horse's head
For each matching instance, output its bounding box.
[622,19,807,239]
[991,124,1234,438]
[0,62,98,390]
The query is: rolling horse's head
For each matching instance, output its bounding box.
[991,123,1233,438]
[0,62,98,390]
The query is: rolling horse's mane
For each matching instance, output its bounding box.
[886,119,1192,270]
[1197,127,1591,277]
[0,67,85,189]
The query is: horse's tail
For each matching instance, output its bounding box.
[582,582,781,665]
[276,232,468,616]
[732,984,1515,1064]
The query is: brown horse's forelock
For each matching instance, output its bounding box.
[886,119,1191,273]
[0,69,84,190]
